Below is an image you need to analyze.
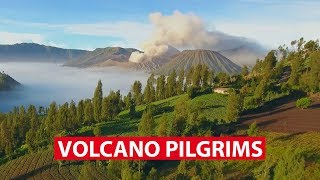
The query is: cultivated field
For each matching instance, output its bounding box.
[241,97,320,133]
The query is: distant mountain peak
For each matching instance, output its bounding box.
[155,49,241,75]
[64,47,141,67]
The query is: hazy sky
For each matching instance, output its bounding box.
[0,0,319,50]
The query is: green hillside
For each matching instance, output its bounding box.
[1,37,320,179]
[0,72,21,91]
[0,92,319,179]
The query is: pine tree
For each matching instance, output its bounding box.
[166,70,177,98]
[200,64,209,87]
[93,80,103,122]
[308,51,320,92]
[157,116,168,136]
[186,67,194,87]
[254,78,268,101]
[129,98,136,119]
[241,65,249,77]
[101,90,122,121]
[45,102,58,135]
[288,55,303,87]
[27,105,39,130]
[225,90,244,123]
[144,82,151,103]
[144,74,156,103]
[138,110,154,136]
[207,71,214,86]
[69,100,77,130]
[124,92,133,109]
[156,75,166,100]
[192,65,202,88]
[18,106,29,142]
[177,69,185,95]
[101,96,111,121]
[84,99,94,125]
[77,100,84,125]
[132,80,143,105]
[57,102,69,130]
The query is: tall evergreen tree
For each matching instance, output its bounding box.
[186,67,194,87]
[144,74,156,103]
[156,75,166,100]
[132,80,143,105]
[166,70,177,98]
[308,51,320,92]
[192,65,202,87]
[101,90,122,121]
[225,91,244,123]
[45,102,58,135]
[84,99,94,125]
[93,80,103,122]
[27,105,39,130]
[77,100,85,125]
[138,110,154,136]
[177,69,185,95]
[241,65,249,77]
[57,102,69,130]
[200,65,209,87]
[69,100,77,130]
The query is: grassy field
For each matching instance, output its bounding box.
[78,93,228,136]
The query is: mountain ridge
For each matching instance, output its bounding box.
[0,43,89,63]
[64,47,141,67]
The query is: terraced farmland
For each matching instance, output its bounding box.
[0,149,80,179]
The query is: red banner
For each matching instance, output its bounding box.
[54,136,266,160]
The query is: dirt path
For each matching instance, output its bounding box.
[240,97,320,133]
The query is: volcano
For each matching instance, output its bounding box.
[155,49,242,75]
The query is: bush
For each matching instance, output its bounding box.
[187,86,198,98]
[296,97,312,109]
[247,122,258,136]
[93,126,102,136]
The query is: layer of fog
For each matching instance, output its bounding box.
[0,62,148,112]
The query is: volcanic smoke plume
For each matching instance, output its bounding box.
[129,11,265,65]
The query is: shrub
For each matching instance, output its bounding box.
[187,86,198,98]
[93,126,102,136]
[296,97,312,109]
[247,122,258,136]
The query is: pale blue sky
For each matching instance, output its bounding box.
[0,0,319,50]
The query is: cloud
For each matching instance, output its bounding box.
[214,21,320,48]
[129,11,265,64]
[0,31,45,44]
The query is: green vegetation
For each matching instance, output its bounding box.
[0,72,21,91]
[1,37,320,179]
[296,97,312,109]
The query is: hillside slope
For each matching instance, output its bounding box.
[0,93,320,179]
[155,49,242,75]
[0,72,21,90]
[64,47,140,68]
[0,43,88,63]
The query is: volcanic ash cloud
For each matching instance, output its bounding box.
[129,11,265,65]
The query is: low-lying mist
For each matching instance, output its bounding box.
[0,62,148,112]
